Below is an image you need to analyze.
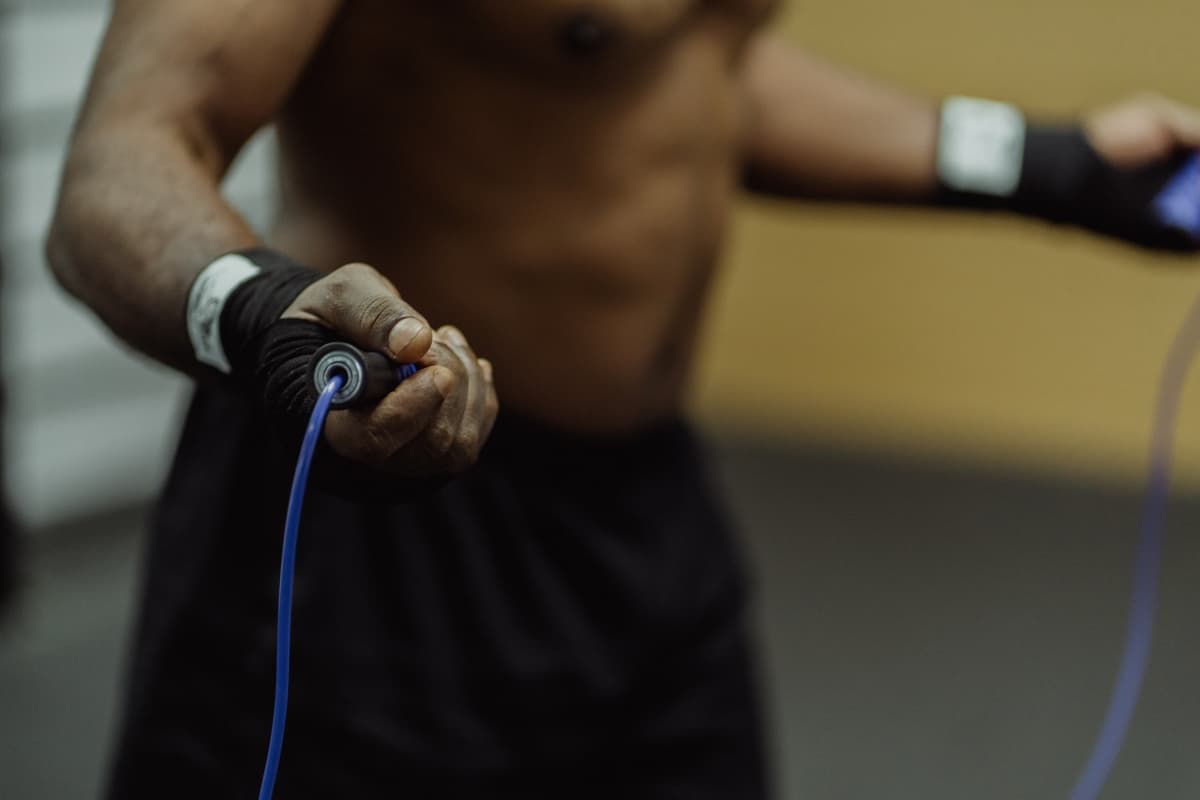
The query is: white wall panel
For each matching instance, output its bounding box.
[2,3,278,530]
[1,7,106,116]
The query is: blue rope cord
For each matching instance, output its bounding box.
[258,373,345,800]
[1069,290,1200,799]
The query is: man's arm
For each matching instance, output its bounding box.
[740,35,940,202]
[48,0,498,481]
[741,34,1200,251]
[47,0,342,372]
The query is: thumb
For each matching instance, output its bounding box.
[285,262,433,362]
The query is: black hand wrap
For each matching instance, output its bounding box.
[210,249,443,503]
[940,127,1199,252]
[1017,128,1196,250]
[218,248,326,381]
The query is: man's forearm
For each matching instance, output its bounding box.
[48,119,259,373]
[741,35,939,202]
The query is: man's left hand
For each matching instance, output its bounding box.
[1085,93,1200,170]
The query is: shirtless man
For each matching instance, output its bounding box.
[47,1,1200,798]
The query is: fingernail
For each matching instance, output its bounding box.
[389,318,426,355]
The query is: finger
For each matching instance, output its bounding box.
[477,362,499,445]
[288,262,433,362]
[1156,96,1200,150]
[323,366,452,464]
[1132,93,1200,151]
[414,333,472,457]
[439,327,493,461]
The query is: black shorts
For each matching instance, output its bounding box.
[0,487,13,614]
[105,385,769,799]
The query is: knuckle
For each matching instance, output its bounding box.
[449,347,471,374]
[334,434,376,466]
[323,272,351,304]
[434,365,460,394]
[453,431,480,461]
[339,261,374,279]
[353,423,398,466]
[425,420,456,457]
[358,294,401,334]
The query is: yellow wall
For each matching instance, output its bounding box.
[693,0,1200,486]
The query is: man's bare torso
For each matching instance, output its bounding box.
[271,0,776,432]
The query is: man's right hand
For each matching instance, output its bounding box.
[282,262,498,478]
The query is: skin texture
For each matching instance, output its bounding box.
[47,0,1200,472]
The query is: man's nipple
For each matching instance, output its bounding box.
[559,10,618,57]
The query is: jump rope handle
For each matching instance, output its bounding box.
[309,341,420,410]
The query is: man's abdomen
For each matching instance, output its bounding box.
[270,20,747,433]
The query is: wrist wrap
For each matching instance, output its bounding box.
[936,97,1199,251]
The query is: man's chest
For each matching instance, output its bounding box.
[364,0,779,66]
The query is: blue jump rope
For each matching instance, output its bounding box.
[257,343,416,800]
[258,155,1200,800]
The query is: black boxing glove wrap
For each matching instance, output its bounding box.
[936,97,1198,251]
[1015,127,1195,250]
[216,248,326,379]
[249,317,334,433]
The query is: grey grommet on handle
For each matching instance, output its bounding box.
[310,342,410,410]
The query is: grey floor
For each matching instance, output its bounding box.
[1,437,1198,800]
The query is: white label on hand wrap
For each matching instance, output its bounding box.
[937,97,1027,197]
[186,253,262,373]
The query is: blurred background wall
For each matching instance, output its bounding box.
[2,1,1200,799]
[1,0,272,533]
